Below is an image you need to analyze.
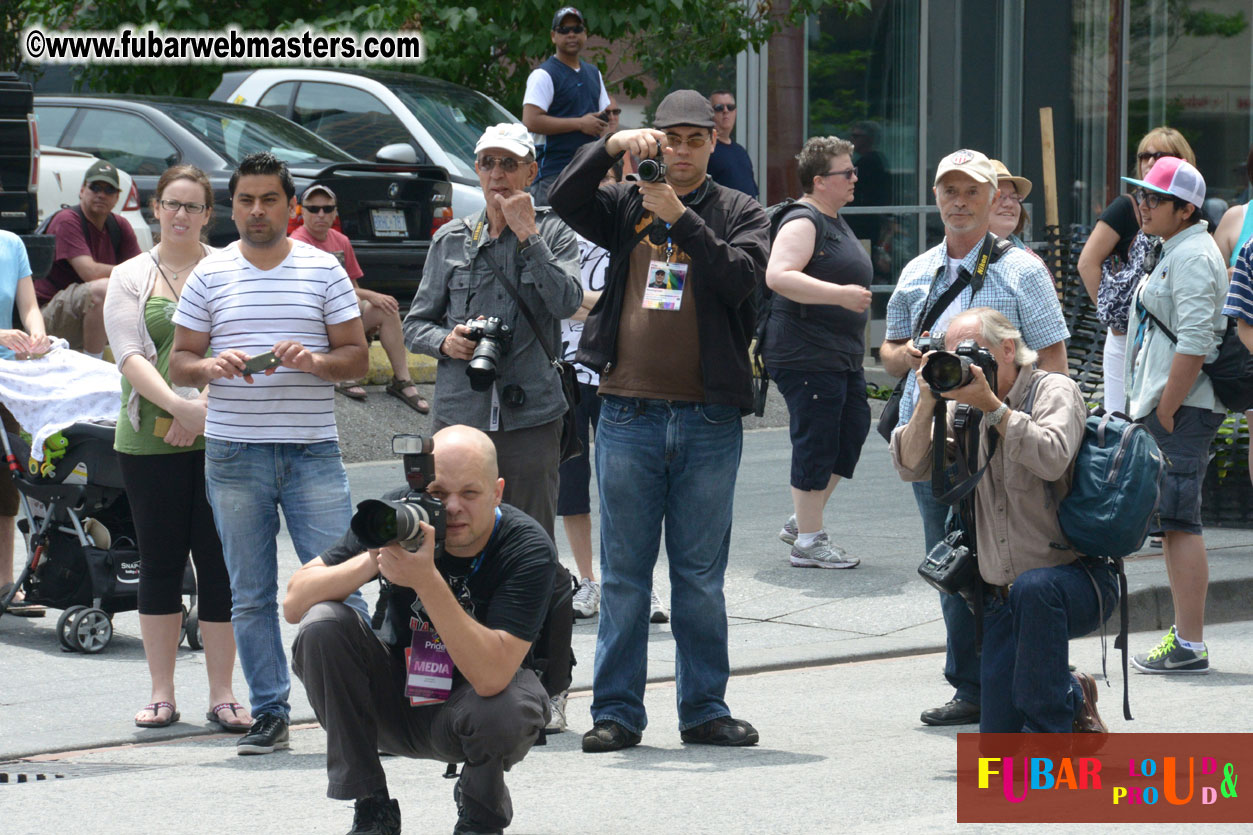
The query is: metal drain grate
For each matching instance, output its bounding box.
[0,761,158,784]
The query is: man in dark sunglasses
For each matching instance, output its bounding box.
[35,158,140,357]
[705,90,758,199]
[522,6,611,207]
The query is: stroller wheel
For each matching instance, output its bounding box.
[57,605,87,652]
[70,608,113,654]
[184,606,203,651]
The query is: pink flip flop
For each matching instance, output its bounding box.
[206,702,251,733]
[135,701,180,728]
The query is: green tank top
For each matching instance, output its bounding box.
[114,295,206,455]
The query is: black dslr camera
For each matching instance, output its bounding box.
[351,435,447,554]
[463,317,513,391]
[914,332,947,355]
[921,338,998,394]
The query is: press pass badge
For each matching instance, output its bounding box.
[406,627,453,705]
[642,260,687,311]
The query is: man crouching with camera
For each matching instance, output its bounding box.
[890,307,1116,733]
[284,426,556,835]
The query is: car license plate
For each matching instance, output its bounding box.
[371,208,408,238]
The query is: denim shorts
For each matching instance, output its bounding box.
[1141,405,1225,535]
[557,383,602,517]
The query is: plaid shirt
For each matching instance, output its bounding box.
[885,237,1070,426]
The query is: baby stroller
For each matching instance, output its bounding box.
[0,422,200,653]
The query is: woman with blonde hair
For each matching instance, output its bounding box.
[103,165,249,731]
[1078,127,1196,414]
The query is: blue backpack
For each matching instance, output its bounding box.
[1023,373,1165,559]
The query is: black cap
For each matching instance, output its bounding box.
[652,90,715,129]
[552,6,585,29]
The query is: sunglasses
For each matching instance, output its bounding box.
[1137,150,1173,164]
[88,182,120,195]
[819,166,858,180]
[604,108,622,117]
[664,133,710,149]
[478,155,524,173]
[554,24,585,34]
[1132,188,1172,209]
[159,199,207,215]
[713,104,737,113]
[303,204,337,214]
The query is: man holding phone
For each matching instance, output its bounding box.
[522,6,611,207]
[170,152,370,757]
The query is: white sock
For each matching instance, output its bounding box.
[85,350,103,360]
[795,531,823,549]
[1176,635,1206,651]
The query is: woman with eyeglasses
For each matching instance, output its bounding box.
[762,136,872,570]
[103,165,250,733]
[1122,157,1227,676]
[987,160,1035,250]
[1078,127,1196,414]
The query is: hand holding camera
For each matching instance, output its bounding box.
[917,338,1000,412]
[606,128,667,163]
[375,522,438,589]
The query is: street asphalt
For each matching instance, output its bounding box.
[2,386,1252,833]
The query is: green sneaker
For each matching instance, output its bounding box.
[1132,626,1209,674]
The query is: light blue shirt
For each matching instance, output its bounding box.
[885,236,1070,426]
[1125,221,1227,421]
[0,231,32,361]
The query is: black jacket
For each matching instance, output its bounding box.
[549,137,770,411]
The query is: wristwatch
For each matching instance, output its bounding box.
[985,402,1010,427]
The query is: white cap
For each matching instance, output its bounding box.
[934,149,998,188]
[474,123,536,160]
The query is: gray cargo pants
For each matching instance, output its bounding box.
[291,601,549,830]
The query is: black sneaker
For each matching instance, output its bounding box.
[348,794,401,835]
[680,716,759,747]
[920,699,980,726]
[581,719,642,753]
[237,713,290,755]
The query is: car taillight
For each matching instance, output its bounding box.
[28,115,39,192]
[122,182,140,212]
[430,206,453,235]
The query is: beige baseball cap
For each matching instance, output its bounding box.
[475,123,536,159]
[934,149,998,188]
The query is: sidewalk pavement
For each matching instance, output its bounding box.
[4,620,1252,835]
[1,424,1251,831]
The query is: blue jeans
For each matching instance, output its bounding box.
[591,396,743,733]
[912,481,980,705]
[979,557,1119,732]
[204,439,367,720]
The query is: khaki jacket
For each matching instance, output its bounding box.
[891,367,1088,585]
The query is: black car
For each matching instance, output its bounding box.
[33,95,453,302]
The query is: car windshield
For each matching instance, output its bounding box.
[390,82,515,178]
[162,102,353,166]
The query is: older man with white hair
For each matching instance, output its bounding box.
[879,149,1070,729]
[404,123,583,541]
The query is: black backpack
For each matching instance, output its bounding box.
[37,205,124,257]
[751,199,829,416]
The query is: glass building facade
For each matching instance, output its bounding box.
[754,0,1252,307]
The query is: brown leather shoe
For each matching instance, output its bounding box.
[1072,671,1108,733]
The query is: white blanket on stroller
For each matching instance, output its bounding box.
[0,339,120,461]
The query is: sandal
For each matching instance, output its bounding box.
[0,582,45,618]
[335,381,368,401]
[385,378,430,414]
[135,701,180,728]
[206,702,252,733]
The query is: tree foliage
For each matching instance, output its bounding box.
[10,0,868,112]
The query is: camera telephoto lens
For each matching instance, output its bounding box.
[922,353,971,393]
[351,499,428,549]
[467,341,504,391]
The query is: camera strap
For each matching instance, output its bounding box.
[930,399,999,506]
[913,232,996,340]
[477,247,561,366]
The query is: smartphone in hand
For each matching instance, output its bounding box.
[242,351,282,375]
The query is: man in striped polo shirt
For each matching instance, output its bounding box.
[171,152,369,757]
